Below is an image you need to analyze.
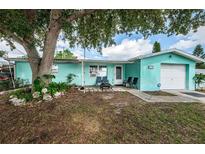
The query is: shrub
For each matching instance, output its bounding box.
[33,77,46,93]
[58,82,69,91]
[47,82,68,96]
[11,88,33,102]
[14,78,24,88]
[67,73,77,85]
[0,80,11,91]
[193,73,205,89]
[47,82,58,96]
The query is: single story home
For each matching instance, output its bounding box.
[10,49,205,91]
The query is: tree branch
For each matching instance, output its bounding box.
[23,10,37,25]
[0,27,24,45]
[67,9,97,22]
[0,27,40,62]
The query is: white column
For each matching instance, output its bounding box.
[81,60,84,87]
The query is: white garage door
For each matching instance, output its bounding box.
[160,64,186,90]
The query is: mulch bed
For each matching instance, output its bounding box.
[0,88,205,143]
[144,91,176,96]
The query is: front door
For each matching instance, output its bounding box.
[115,65,123,85]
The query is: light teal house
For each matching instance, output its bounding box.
[12,49,204,91]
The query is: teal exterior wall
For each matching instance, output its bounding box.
[140,53,196,91]
[15,61,125,86]
[14,52,196,91]
[125,60,141,89]
[15,61,32,83]
[52,63,82,85]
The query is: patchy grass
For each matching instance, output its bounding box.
[196,90,205,93]
[144,91,176,96]
[0,89,205,143]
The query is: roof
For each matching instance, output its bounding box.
[7,58,80,63]
[80,59,132,64]
[7,48,205,64]
[8,57,132,64]
[129,48,205,63]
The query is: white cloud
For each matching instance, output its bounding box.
[56,39,69,51]
[170,26,205,50]
[102,38,153,60]
[0,40,26,58]
[72,49,84,59]
[169,40,197,49]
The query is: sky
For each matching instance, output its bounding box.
[0,26,205,60]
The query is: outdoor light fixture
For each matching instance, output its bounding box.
[148,65,154,69]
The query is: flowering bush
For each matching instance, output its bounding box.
[54,92,61,98]
[9,75,71,105]
[9,88,32,105]
[43,93,53,101]
[32,91,40,99]
[41,88,48,94]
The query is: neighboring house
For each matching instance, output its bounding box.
[10,49,205,91]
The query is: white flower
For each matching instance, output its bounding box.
[41,88,48,94]
[43,94,53,101]
[32,91,40,99]
[9,95,14,99]
[54,92,61,98]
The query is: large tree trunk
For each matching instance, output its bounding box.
[38,10,61,83]
[23,10,62,85]
[23,45,41,84]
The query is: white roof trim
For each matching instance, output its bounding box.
[80,59,133,64]
[128,48,205,63]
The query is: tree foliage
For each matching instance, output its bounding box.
[1,10,204,52]
[55,49,76,59]
[193,44,204,58]
[193,73,205,89]
[152,41,161,53]
[0,50,5,57]
[0,9,204,83]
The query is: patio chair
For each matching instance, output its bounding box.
[95,76,102,86]
[102,76,109,83]
[100,76,112,91]
[131,77,138,89]
[123,77,132,87]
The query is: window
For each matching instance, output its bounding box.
[89,65,107,77]
[51,65,58,74]
[89,65,98,77]
[98,66,107,77]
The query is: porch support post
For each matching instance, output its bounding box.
[81,60,84,87]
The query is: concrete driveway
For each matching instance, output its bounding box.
[163,90,205,103]
[123,88,200,103]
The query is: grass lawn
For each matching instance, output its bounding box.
[0,89,205,144]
